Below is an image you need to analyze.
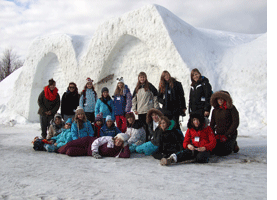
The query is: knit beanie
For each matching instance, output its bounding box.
[75,106,85,114]
[95,113,104,123]
[106,115,113,122]
[48,78,56,86]
[116,77,124,84]
[86,77,93,84]
[101,87,109,93]
[114,133,130,147]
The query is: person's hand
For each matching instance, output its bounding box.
[220,135,228,143]
[187,144,195,151]
[183,109,187,114]
[134,111,138,115]
[204,111,210,117]
[54,143,57,146]
[198,147,206,152]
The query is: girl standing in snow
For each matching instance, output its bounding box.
[160,113,216,166]
[189,68,213,118]
[38,78,60,139]
[210,90,240,156]
[71,106,94,141]
[124,112,146,152]
[158,70,187,130]
[91,133,131,159]
[113,77,132,133]
[79,78,97,123]
[132,72,159,141]
[152,116,184,160]
[95,87,115,122]
[135,108,164,156]
[100,115,121,137]
[61,82,80,122]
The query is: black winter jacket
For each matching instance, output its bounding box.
[189,76,212,115]
[61,91,80,116]
[158,80,186,116]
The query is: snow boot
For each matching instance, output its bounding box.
[160,154,177,166]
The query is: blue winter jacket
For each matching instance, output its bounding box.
[95,98,115,120]
[71,121,94,140]
[51,128,73,148]
[113,85,132,116]
[100,124,121,137]
[79,89,97,113]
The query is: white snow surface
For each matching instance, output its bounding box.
[0,4,267,199]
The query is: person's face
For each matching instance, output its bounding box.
[164,73,170,81]
[77,113,85,120]
[160,120,168,131]
[217,98,224,106]
[127,117,135,124]
[87,82,93,89]
[118,82,124,89]
[139,75,146,84]
[69,84,76,92]
[114,138,124,147]
[106,120,113,128]
[49,84,56,91]
[192,72,200,82]
[152,113,159,122]
[65,123,71,129]
[193,118,200,128]
[96,121,102,126]
[103,91,109,98]
[55,118,61,125]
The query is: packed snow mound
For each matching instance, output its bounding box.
[0,4,266,137]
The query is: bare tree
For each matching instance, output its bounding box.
[0,48,24,81]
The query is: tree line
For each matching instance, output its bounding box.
[0,48,24,82]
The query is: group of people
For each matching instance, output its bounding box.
[36,69,239,165]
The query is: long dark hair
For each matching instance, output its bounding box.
[159,70,176,94]
[67,82,78,94]
[190,68,202,86]
[135,72,150,93]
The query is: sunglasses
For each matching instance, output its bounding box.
[69,87,75,89]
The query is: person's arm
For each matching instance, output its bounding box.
[210,109,216,133]
[95,99,100,117]
[91,136,111,152]
[201,126,216,151]
[46,125,54,140]
[176,81,187,110]
[132,90,138,114]
[79,94,84,109]
[87,122,94,137]
[225,106,240,137]
[203,81,212,116]
[125,87,132,113]
[61,93,66,117]
[183,129,194,150]
[71,123,79,140]
[38,91,48,113]
[51,93,60,115]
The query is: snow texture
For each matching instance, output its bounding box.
[0,4,267,199]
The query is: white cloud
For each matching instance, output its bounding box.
[0,0,267,59]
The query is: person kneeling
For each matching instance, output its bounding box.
[91,133,131,158]
[161,113,216,166]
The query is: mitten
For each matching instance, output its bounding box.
[92,151,102,159]
[220,135,228,143]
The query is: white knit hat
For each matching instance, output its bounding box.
[114,133,130,147]
[116,77,124,84]
[106,115,113,122]
[75,106,85,114]
[86,77,93,84]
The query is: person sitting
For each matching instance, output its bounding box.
[92,113,104,138]
[91,133,131,158]
[160,113,216,165]
[100,115,121,137]
[46,113,65,140]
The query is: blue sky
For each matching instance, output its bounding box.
[0,0,267,59]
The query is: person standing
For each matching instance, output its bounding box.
[38,78,60,139]
[113,77,132,132]
[158,70,186,130]
[210,90,240,156]
[61,82,80,122]
[132,72,159,141]
[189,68,212,118]
[79,78,97,123]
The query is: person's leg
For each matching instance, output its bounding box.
[175,149,194,162]
[172,114,181,130]
[120,115,127,133]
[115,115,122,132]
[195,151,210,163]
[138,114,149,141]
[40,115,48,139]
[213,134,237,156]
[66,147,87,156]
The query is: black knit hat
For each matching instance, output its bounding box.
[48,78,56,86]
[101,87,109,93]
[187,112,205,129]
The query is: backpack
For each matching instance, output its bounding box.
[33,139,46,151]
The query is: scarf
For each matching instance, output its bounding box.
[94,124,102,137]
[44,86,58,101]
[219,101,227,110]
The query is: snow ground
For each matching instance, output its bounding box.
[0,124,266,200]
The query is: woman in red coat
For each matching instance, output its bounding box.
[160,113,216,165]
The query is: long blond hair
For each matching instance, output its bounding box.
[135,72,150,93]
[159,71,175,94]
[114,82,124,96]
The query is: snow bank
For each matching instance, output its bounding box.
[0,4,266,137]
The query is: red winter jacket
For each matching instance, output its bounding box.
[183,126,216,151]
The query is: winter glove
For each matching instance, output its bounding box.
[92,152,102,159]
[220,135,228,143]
[215,135,220,140]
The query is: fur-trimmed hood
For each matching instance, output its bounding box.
[210,90,233,109]
[146,108,164,124]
